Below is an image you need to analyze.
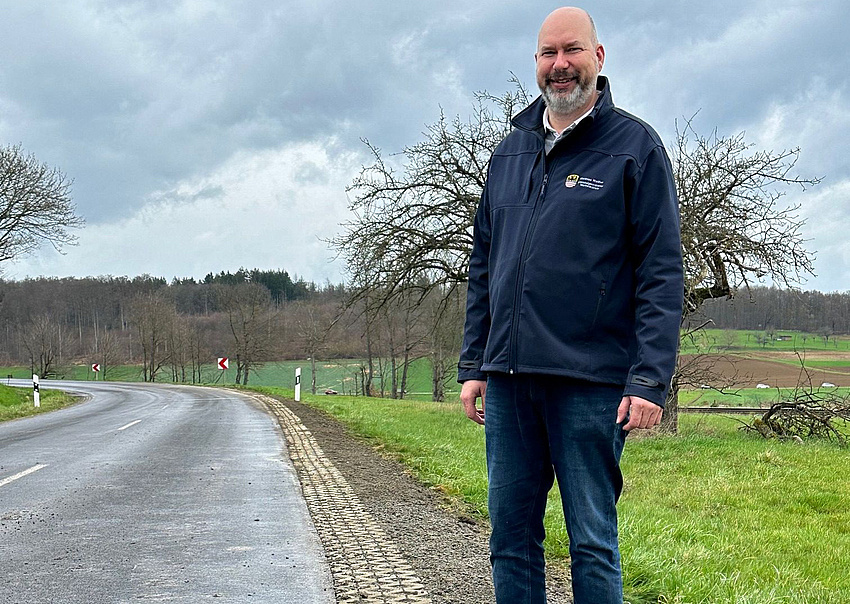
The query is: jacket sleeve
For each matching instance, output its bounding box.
[457,180,492,383]
[622,145,684,406]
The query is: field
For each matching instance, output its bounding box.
[678,386,850,407]
[0,357,452,401]
[679,329,850,354]
[681,354,849,388]
[3,329,850,406]
[252,386,850,603]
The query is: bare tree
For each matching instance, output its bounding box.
[676,119,818,311]
[424,285,465,402]
[330,80,531,307]
[218,283,274,385]
[0,144,84,266]
[668,120,820,430]
[131,291,174,382]
[19,314,65,378]
[96,329,125,380]
[293,300,337,394]
[381,290,428,399]
[168,316,193,383]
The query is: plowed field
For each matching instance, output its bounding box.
[680,354,849,388]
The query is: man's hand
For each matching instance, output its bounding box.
[616,395,662,431]
[460,380,486,425]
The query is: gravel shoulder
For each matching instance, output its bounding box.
[265,394,572,604]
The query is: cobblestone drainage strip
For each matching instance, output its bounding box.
[255,394,432,603]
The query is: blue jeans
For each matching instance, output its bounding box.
[485,373,627,604]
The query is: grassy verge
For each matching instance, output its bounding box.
[0,384,78,422]
[251,386,850,604]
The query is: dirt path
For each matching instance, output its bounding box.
[261,394,573,604]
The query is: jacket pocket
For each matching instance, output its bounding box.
[590,279,607,330]
[488,151,539,208]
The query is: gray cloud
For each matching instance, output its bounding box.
[2,0,848,290]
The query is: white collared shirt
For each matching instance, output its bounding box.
[543,104,595,155]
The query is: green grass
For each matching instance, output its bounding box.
[798,359,850,367]
[621,417,849,603]
[679,329,850,354]
[0,364,144,381]
[251,387,850,603]
[0,384,78,422]
[765,358,850,369]
[679,386,850,407]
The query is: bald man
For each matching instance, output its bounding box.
[458,7,683,603]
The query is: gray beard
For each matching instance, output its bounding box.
[541,79,595,116]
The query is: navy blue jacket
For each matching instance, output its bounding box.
[458,76,684,407]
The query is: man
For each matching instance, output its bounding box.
[458,7,683,603]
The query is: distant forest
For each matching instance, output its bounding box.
[0,271,847,396]
[698,287,850,335]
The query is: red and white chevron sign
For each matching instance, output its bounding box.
[218,357,229,370]
[91,363,100,372]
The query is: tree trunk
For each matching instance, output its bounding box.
[431,353,445,402]
[660,375,680,433]
[399,350,410,400]
[310,356,317,394]
[365,323,374,396]
[376,356,385,397]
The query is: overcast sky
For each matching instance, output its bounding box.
[1,0,848,291]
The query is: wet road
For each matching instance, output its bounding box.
[0,380,333,604]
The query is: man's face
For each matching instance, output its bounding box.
[535,12,604,117]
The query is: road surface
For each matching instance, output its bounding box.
[0,380,334,604]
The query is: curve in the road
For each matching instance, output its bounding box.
[0,380,334,604]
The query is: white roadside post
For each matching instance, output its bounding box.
[295,367,301,402]
[33,374,40,408]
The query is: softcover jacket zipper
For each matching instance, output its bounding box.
[508,150,549,374]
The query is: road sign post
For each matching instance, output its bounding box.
[33,375,40,408]
[91,363,100,381]
[218,357,229,370]
[295,367,301,402]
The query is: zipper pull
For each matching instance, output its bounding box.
[541,174,549,195]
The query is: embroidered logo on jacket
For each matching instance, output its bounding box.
[565,174,605,191]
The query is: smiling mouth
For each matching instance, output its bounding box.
[547,73,578,87]
[547,77,576,92]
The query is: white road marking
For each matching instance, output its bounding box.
[161,406,169,410]
[0,464,48,488]
[117,419,142,431]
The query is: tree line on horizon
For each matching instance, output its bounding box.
[0,268,464,401]
[699,286,850,338]
[2,269,848,378]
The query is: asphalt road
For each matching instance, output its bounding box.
[0,380,334,604]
